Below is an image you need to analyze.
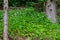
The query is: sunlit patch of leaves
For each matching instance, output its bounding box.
[0,8,60,40]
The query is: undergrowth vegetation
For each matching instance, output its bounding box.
[0,8,60,40]
[57,9,60,23]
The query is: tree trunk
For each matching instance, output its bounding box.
[3,0,8,40]
[46,0,57,23]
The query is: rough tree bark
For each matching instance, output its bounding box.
[46,0,57,23]
[3,0,8,40]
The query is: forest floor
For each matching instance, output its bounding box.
[0,7,60,40]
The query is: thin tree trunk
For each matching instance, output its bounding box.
[46,0,57,23]
[3,0,8,40]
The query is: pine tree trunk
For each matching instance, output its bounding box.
[3,0,8,40]
[46,0,57,23]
